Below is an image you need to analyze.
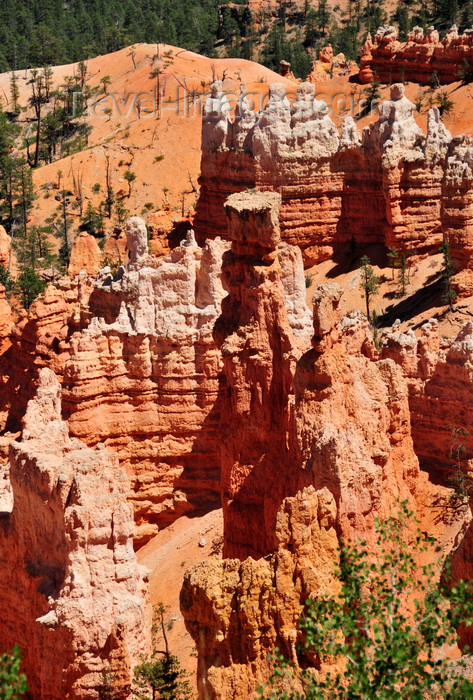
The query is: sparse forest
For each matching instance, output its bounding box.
[1,1,473,78]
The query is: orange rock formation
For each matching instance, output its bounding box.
[63,218,230,546]
[0,225,10,269]
[360,24,473,85]
[181,486,339,698]
[2,53,473,700]
[0,368,150,698]
[181,191,470,698]
[0,276,96,432]
[68,232,102,277]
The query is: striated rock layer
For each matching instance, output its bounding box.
[382,318,473,644]
[383,318,473,477]
[63,220,229,546]
[0,368,150,699]
[0,275,96,433]
[360,24,473,85]
[195,79,473,270]
[214,191,311,559]
[214,190,430,559]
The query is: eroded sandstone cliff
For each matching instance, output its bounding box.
[181,485,339,699]
[0,368,150,698]
[0,275,96,433]
[182,191,471,699]
[62,218,229,546]
[2,70,473,700]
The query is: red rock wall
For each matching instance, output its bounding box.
[182,194,471,698]
[383,160,445,251]
[62,233,230,546]
[195,82,454,267]
[359,25,473,85]
[181,486,339,699]
[383,319,473,476]
[212,190,455,558]
[0,278,96,433]
[442,138,473,295]
[0,222,233,548]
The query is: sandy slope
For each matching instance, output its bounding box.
[137,509,223,692]
[0,43,471,240]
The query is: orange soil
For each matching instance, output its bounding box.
[306,250,473,339]
[0,45,294,235]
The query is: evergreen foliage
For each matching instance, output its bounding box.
[0,0,220,70]
[1,0,473,74]
[439,240,457,310]
[16,267,46,309]
[14,224,54,270]
[359,255,379,320]
[261,21,311,78]
[0,267,12,292]
[132,603,191,700]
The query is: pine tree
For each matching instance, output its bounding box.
[124,170,136,198]
[81,202,105,237]
[439,240,457,311]
[14,225,54,271]
[132,603,191,700]
[3,161,35,272]
[317,0,330,36]
[9,71,20,116]
[398,251,408,296]
[46,190,74,269]
[359,255,380,321]
[387,247,398,281]
[16,267,46,310]
[28,68,46,168]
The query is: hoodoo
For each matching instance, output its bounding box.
[181,190,471,699]
[360,24,473,85]
[0,368,150,698]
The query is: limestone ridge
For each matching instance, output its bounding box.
[360,24,473,85]
[0,368,150,699]
[196,79,473,287]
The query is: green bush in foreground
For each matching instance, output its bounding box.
[0,646,28,700]
[259,502,473,699]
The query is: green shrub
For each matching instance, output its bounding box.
[16,267,46,309]
[259,502,473,699]
[0,646,28,699]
